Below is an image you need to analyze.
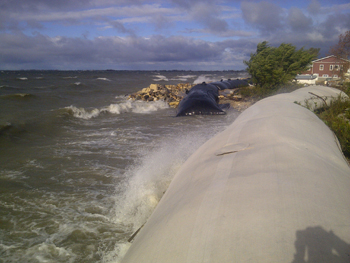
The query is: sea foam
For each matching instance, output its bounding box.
[64,100,169,120]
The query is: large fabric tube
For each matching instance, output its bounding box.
[122,86,350,263]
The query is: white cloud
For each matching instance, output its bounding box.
[287,7,312,32]
[241,1,285,34]
[306,32,325,42]
[307,0,322,15]
[0,33,246,69]
[0,0,349,69]
[8,4,174,23]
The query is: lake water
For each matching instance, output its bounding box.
[0,70,247,262]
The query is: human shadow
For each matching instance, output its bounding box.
[292,226,350,263]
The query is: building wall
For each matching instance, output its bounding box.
[302,55,349,79]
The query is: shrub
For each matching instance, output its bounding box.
[316,96,350,158]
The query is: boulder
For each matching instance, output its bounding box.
[149,84,159,92]
[142,87,150,93]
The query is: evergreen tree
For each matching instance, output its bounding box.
[244,42,318,92]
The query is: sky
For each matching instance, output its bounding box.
[0,0,349,70]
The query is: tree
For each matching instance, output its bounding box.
[329,31,350,79]
[244,41,318,92]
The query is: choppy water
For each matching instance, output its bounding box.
[0,70,246,262]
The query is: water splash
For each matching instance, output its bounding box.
[63,100,169,120]
[193,74,220,84]
[104,115,238,262]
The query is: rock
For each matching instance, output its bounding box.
[160,86,170,95]
[169,101,180,108]
[232,95,242,101]
[128,83,195,107]
[142,87,150,93]
[149,84,159,92]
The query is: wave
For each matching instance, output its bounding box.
[62,106,101,120]
[193,74,220,84]
[0,121,29,139]
[97,77,111,81]
[0,85,18,90]
[123,100,169,114]
[104,118,234,262]
[152,74,169,81]
[0,122,12,134]
[62,76,78,79]
[0,93,34,99]
[61,100,169,120]
[170,75,197,82]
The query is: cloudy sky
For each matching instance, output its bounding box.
[1,0,349,70]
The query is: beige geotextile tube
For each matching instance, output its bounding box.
[122,86,350,263]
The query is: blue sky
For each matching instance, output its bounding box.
[0,0,349,70]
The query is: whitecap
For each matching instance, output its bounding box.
[65,106,101,119]
[152,75,168,81]
[103,101,134,115]
[193,75,218,84]
[131,100,169,114]
[97,78,111,81]
[115,95,129,99]
[103,100,169,115]
[17,77,28,80]
[25,159,44,169]
[170,75,197,82]
[64,100,169,120]
[0,170,26,180]
[23,242,76,263]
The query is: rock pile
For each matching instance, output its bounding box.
[128,82,255,111]
[128,83,194,108]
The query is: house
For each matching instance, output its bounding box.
[296,55,350,84]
